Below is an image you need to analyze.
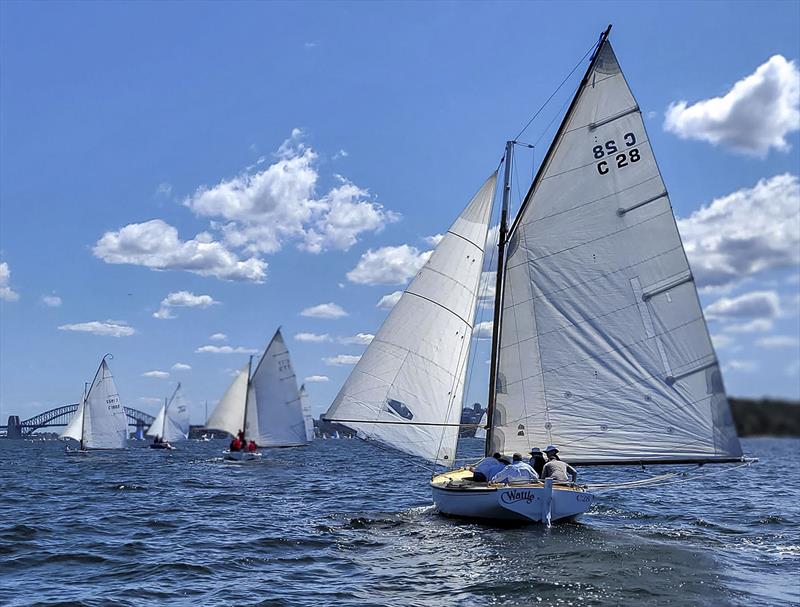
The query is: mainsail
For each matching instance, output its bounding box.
[246,329,307,447]
[299,384,316,441]
[489,37,742,464]
[147,383,190,442]
[325,173,497,465]
[80,358,128,449]
[206,363,249,437]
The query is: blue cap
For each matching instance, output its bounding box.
[544,445,559,453]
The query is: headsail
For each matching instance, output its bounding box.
[60,395,85,442]
[490,37,742,464]
[299,384,316,441]
[325,173,497,465]
[206,363,249,437]
[82,358,128,449]
[247,329,307,447]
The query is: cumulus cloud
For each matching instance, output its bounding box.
[300,302,348,319]
[304,375,330,383]
[424,233,444,246]
[474,320,494,339]
[295,332,332,343]
[142,370,170,379]
[0,262,19,302]
[723,359,758,373]
[711,333,734,350]
[94,219,267,282]
[664,55,800,156]
[677,174,800,289]
[184,131,397,255]
[324,354,361,366]
[195,345,259,354]
[339,333,374,345]
[41,294,62,307]
[722,318,774,333]
[210,333,228,341]
[705,290,781,320]
[154,290,219,319]
[755,335,800,349]
[172,362,192,371]
[347,245,432,285]
[376,290,403,309]
[58,320,135,337]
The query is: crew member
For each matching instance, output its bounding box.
[541,445,578,483]
[490,453,539,484]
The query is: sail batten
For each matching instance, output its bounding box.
[491,39,742,463]
[325,173,497,465]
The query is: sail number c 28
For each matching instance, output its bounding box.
[593,132,641,175]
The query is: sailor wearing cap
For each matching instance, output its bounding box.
[528,447,547,477]
[541,445,578,484]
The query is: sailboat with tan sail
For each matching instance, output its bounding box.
[324,25,751,524]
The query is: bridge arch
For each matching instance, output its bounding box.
[19,404,155,436]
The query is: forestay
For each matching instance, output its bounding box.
[247,329,307,447]
[491,41,742,463]
[82,359,128,449]
[299,384,316,442]
[325,173,497,465]
[206,363,249,437]
[147,384,190,442]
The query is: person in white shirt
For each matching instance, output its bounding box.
[490,453,539,485]
[470,452,507,482]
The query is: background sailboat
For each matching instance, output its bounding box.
[325,25,750,524]
[206,328,308,460]
[299,384,316,441]
[61,354,128,452]
[147,383,190,449]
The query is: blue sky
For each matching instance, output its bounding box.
[1,1,798,424]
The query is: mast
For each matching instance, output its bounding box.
[243,355,253,439]
[485,140,513,456]
[80,381,88,450]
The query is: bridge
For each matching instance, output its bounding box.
[2,404,155,438]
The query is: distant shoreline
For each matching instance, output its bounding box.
[729,397,800,437]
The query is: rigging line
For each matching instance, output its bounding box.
[513,41,597,141]
[588,461,753,494]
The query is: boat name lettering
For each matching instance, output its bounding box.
[576,494,593,503]
[500,489,535,505]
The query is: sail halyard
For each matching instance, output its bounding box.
[324,173,497,465]
[489,27,744,465]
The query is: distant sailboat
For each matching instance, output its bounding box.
[299,384,316,441]
[61,354,128,452]
[147,383,189,450]
[325,26,749,524]
[206,328,308,461]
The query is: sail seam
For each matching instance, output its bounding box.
[410,266,479,304]
[403,290,473,327]
[445,229,486,252]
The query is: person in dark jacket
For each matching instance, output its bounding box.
[528,447,547,477]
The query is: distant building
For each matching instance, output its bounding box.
[460,403,485,437]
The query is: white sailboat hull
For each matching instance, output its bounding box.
[431,469,594,524]
[223,450,263,463]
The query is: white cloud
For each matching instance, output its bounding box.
[184,131,396,255]
[210,332,228,341]
[723,359,759,373]
[377,290,403,309]
[304,375,330,383]
[58,320,135,337]
[41,294,62,307]
[722,318,774,333]
[154,290,219,319]
[142,370,170,379]
[711,333,734,350]
[705,290,781,320]
[156,182,172,196]
[474,321,494,339]
[171,362,192,371]
[755,335,800,349]
[0,262,19,302]
[339,333,374,345]
[324,354,362,366]
[678,174,800,290]
[294,332,332,343]
[664,55,800,156]
[333,149,348,159]
[424,233,444,246]
[195,345,259,354]
[347,245,432,285]
[300,302,348,319]
[139,396,162,405]
[94,219,267,282]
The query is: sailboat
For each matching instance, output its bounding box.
[147,383,190,450]
[61,354,128,453]
[206,328,308,461]
[299,384,316,441]
[324,26,749,524]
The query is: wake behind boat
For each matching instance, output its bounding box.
[324,25,751,525]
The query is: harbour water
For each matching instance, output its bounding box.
[0,437,797,606]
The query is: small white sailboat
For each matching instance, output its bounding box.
[206,328,308,462]
[299,384,316,441]
[61,354,128,453]
[147,383,190,450]
[324,26,749,524]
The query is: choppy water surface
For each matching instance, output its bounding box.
[0,437,797,606]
